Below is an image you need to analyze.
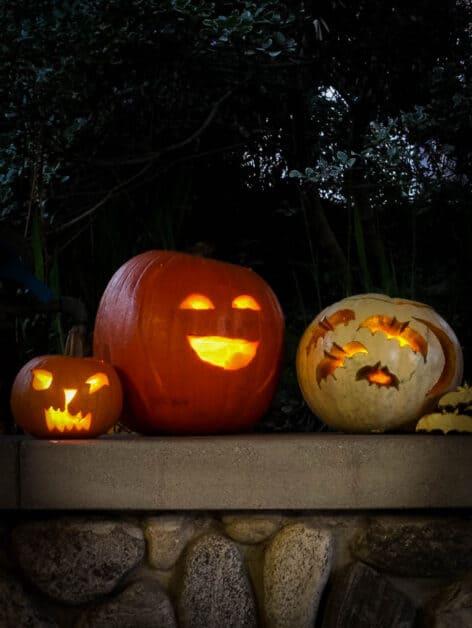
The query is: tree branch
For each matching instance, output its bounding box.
[52,137,250,235]
[53,162,152,234]
[93,87,236,167]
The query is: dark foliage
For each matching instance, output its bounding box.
[1,1,471,430]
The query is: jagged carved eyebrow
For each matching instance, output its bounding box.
[32,369,53,390]
[86,373,109,394]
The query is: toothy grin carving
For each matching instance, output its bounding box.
[44,407,92,432]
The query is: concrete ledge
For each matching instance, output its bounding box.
[3,434,469,510]
[0,437,20,508]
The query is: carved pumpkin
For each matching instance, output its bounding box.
[11,355,122,438]
[296,293,463,432]
[93,250,284,434]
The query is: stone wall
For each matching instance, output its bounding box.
[1,512,471,627]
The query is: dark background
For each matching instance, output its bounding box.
[1,1,471,431]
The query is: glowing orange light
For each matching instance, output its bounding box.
[45,387,92,433]
[306,309,356,356]
[232,295,261,311]
[359,315,427,360]
[317,341,368,385]
[86,372,109,394]
[342,341,369,359]
[64,388,77,405]
[187,336,259,370]
[179,294,215,310]
[367,370,393,386]
[32,369,53,391]
[356,363,399,389]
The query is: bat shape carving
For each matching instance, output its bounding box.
[316,341,368,385]
[358,315,428,360]
[356,362,400,389]
[306,309,356,356]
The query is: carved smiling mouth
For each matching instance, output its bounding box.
[187,336,259,370]
[44,407,92,432]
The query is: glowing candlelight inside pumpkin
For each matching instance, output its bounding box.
[366,369,394,386]
[356,362,399,389]
[187,336,259,370]
[359,315,427,359]
[316,341,368,385]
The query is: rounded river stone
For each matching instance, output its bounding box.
[351,518,472,577]
[178,533,257,628]
[77,579,177,628]
[13,518,145,604]
[0,568,57,627]
[264,523,334,628]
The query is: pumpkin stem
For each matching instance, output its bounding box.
[64,325,89,357]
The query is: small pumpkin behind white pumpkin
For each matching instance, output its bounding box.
[296,293,463,433]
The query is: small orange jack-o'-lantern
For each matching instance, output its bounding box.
[11,355,122,438]
[296,293,463,432]
[93,250,284,434]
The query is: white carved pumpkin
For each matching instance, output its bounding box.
[296,294,463,432]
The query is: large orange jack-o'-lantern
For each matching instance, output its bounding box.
[93,251,284,434]
[11,355,122,438]
[296,293,463,432]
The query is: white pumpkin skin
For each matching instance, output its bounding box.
[296,294,463,433]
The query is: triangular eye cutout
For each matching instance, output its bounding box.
[232,295,261,311]
[32,369,53,391]
[179,294,215,310]
[86,373,109,394]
